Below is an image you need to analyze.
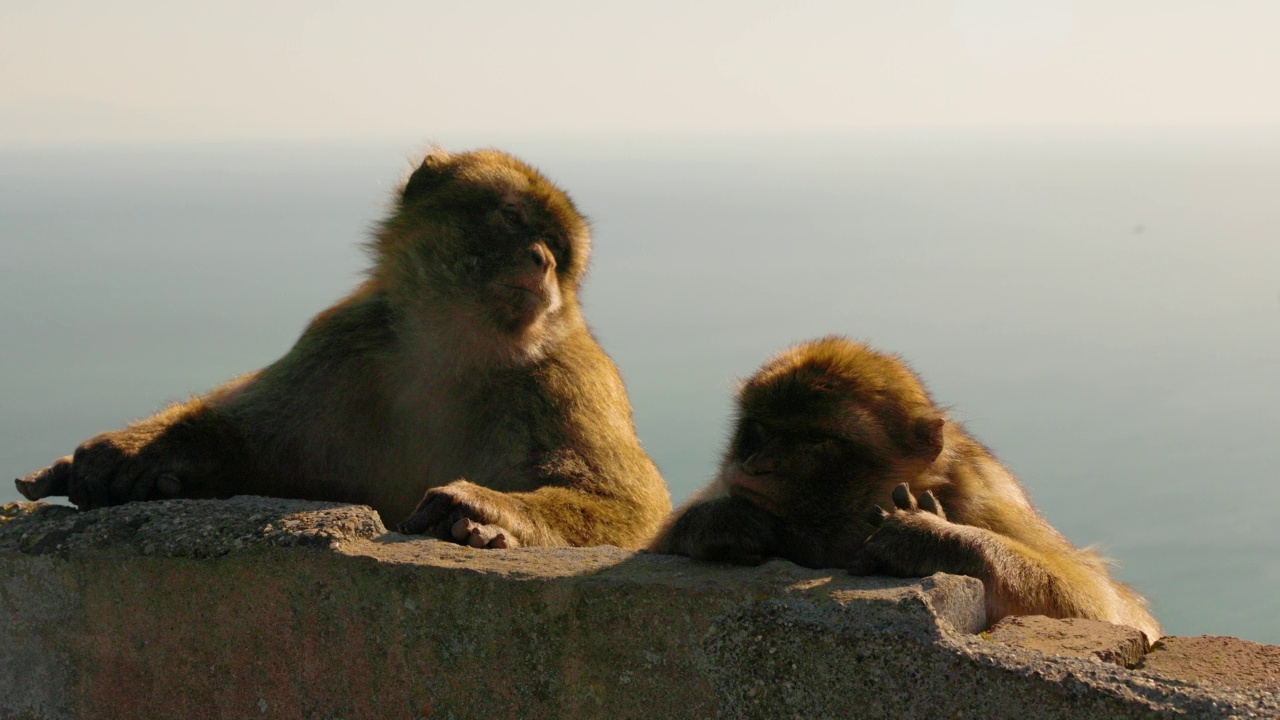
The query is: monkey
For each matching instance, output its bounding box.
[15,147,671,550]
[651,336,1160,641]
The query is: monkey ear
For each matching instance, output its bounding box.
[910,414,945,462]
[400,148,452,205]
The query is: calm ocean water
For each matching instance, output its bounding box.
[2,133,1276,642]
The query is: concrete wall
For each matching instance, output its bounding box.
[1,498,1275,719]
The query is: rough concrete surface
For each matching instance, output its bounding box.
[986,615,1151,668]
[1,498,1277,720]
[1137,636,1280,691]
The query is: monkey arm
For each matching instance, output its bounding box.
[15,375,260,509]
[13,290,385,510]
[960,528,1161,642]
[935,523,1161,643]
[649,494,781,564]
[850,485,1160,640]
[930,524,1115,622]
[396,415,671,550]
[399,477,666,550]
[649,482,730,554]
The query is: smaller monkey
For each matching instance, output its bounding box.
[652,337,1160,641]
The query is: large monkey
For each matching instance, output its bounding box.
[652,337,1160,641]
[16,148,671,550]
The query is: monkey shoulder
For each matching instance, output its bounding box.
[528,329,629,411]
[296,286,397,358]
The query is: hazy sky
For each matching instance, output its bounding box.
[2,1,1278,146]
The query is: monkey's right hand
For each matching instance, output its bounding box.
[15,431,184,510]
[398,480,527,549]
[847,483,977,578]
[659,496,780,565]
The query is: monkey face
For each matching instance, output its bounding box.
[452,200,567,334]
[379,148,591,341]
[725,417,885,524]
[725,337,947,530]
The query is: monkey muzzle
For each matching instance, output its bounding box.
[490,269,556,326]
[726,470,786,517]
[494,276,546,302]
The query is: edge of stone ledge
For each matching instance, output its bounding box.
[0,496,988,640]
[0,497,388,558]
[2,497,1278,719]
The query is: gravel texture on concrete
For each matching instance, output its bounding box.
[1137,636,1280,692]
[1,498,1277,719]
[986,615,1151,668]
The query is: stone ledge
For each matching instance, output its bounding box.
[1,498,1276,719]
[986,615,1150,668]
[1137,636,1280,691]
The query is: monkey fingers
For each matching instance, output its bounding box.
[14,457,73,501]
[70,464,182,511]
[121,470,183,503]
[866,504,890,527]
[850,487,953,577]
[847,529,930,578]
[891,483,918,511]
[916,490,946,520]
[451,518,520,549]
[850,497,972,579]
[399,481,520,549]
[890,483,947,520]
[674,496,779,566]
[397,491,454,535]
[59,438,186,510]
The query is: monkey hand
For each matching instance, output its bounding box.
[659,495,780,565]
[15,430,186,510]
[848,483,982,578]
[398,480,527,549]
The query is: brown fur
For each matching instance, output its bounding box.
[16,148,671,550]
[651,336,1160,641]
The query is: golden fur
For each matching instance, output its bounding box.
[17,148,671,549]
[652,336,1159,641]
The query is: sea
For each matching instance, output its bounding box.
[2,131,1276,643]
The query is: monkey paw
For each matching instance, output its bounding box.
[15,433,184,510]
[398,481,522,549]
[848,483,960,578]
[446,517,520,549]
[661,495,779,566]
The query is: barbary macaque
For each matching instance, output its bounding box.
[652,336,1159,641]
[17,148,671,550]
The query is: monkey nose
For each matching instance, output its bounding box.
[741,452,776,476]
[528,243,554,271]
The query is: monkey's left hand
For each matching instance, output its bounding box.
[657,495,780,565]
[398,480,526,549]
[847,483,983,578]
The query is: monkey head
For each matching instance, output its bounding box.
[723,336,946,534]
[372,148,591,358]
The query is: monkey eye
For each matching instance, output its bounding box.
[739,421,767,452]
[795,431,839,449]
[499,203,524,227]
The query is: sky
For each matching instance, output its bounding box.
[2,0,1278,147]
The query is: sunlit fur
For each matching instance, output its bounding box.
[17,148,670,550]
[653,336,1160,641]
